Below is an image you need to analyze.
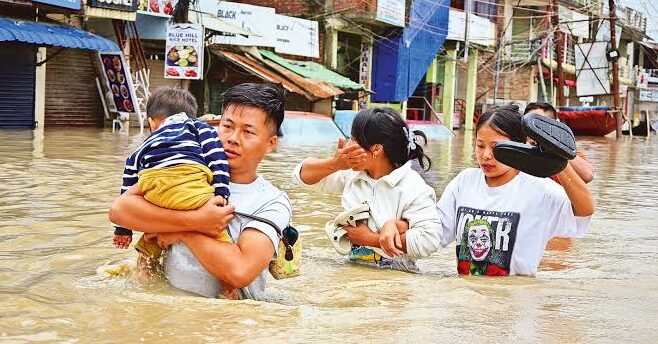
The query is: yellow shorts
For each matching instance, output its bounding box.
[133,163,231,258]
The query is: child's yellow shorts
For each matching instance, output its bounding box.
[134,163,231,258]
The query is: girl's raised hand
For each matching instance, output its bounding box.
[333,138,368,171]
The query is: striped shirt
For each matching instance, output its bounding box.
[114,113,230,236]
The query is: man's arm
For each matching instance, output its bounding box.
[569,152,594,184]
[108,185,234,236]
[177,229,275,289]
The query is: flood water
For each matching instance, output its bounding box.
[1,128,657,343]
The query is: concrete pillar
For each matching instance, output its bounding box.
[34,47,47,128]
[325,28,338,70]
[442,49,457,129]
[464,48,478,130]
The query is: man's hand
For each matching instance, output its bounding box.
[112,234,132,249]
[332,138,369,171]
[191,196,235,237]
[379,220,405,257]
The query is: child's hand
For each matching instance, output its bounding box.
[379,220,405,257]
[113,234,132,249]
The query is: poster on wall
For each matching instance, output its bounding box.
[138,0,176,16]
[98,52,138,114]
[165,23,204,80]
[377,0,406,27]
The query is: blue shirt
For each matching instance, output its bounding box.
[114,113,230,235]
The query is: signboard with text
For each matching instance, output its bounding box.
[165,24,204,80]
[89,0,138,12]
[376,0,405,27]
[210,2,276,48]
[98,52,138,113]
[274,15,319,58]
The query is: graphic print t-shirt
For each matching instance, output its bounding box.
[437,168,592,276]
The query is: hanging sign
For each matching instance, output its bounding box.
[32,0,81,10]
[98,52,138,113]
[165,23,204,80]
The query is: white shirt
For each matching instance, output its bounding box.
[164,176,292,300]
[292,160,442,259]
[437,168,592,276]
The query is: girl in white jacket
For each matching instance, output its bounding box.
[292,107,442,271]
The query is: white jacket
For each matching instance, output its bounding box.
[292,160,442,259]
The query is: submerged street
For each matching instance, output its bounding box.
[0,128,656,343]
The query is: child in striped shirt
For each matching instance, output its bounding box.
[112,87,231,275]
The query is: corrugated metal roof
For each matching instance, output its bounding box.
[0,18,119,51]
[260,58,344,99]
[212,49,314,100]
[259,49,365,91]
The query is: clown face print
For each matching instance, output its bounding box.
[456,207,520,276]
[468,224,491,261]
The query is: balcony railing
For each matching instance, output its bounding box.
[618,6,647,32]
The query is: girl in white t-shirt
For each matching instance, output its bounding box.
[437,104,595,276]
[292,107,441,271]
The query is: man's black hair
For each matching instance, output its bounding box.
[221,83,285,134]
[524,102,557,119]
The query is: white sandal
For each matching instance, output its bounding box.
[325,203,395,259]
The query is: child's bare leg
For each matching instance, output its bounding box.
[135,252,157,284]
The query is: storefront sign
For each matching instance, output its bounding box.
[137,0,176,16]
[89,0,138,12]
[274,15,319,58]
[98,52,138,113]
[358,41,372,110]
[639,90,658,102]
[165,24,204,80]
[377,0,406,27]
[210,2,276,48]
[32,0,81,10]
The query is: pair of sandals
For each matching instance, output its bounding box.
[324,203,390,258]
[493,113,577,178]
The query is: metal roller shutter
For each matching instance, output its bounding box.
[45,49,103,127]
[0,44,36,129]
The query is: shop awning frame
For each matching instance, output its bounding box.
[0,18,120,51]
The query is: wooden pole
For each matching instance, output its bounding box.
[177,0,191,91]
[609,0,623,138]
[551,0,565,107]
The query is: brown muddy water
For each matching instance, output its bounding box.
[0,128,656,343]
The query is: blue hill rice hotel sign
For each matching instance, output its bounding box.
[32,0,81,10]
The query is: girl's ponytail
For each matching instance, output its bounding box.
[405,128,432,171]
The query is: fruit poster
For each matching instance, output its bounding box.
[138,0,175,16]
[165,23,204,80]
[98,52,138,114]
